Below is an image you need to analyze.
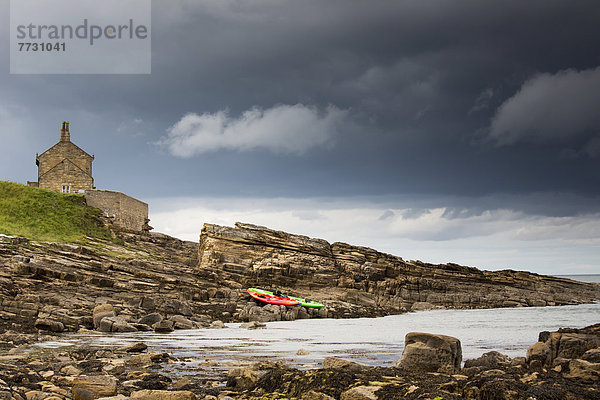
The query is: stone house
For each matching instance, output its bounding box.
[29,121,94,193]
[29,121,151,232]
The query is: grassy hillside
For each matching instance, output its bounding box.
[0,181,112,242]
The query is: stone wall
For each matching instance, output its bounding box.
[197,222,600,316]
[84,190,150,232]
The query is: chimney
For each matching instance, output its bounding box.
[60,121,70,142]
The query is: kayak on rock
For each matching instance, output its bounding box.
[247,288,300,306]
[247,288,324,309]
[286,295,325,309]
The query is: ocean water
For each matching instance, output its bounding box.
[40,303,600,369]
[555,274,600,283]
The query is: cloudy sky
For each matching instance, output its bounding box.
[1,0,599,275]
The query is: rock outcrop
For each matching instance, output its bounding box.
[0,222,598,334]
[33,318,65,332]
[397,332,462,373]
[527,323,600,370]
[0,231,218,334]
[198,222,600,318]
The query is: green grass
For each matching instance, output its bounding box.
[0,181,112,242]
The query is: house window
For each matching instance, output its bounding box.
[62,185,71,193]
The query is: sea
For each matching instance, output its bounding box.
[40,301,600,371]
[555,274,600,283]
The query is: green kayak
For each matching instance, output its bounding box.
[287,295,325,309]
[248,288,324,309]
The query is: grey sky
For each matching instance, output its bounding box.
[1,0,599,274]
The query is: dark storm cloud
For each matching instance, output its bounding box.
[488,67,600,146]
[2,0,600,206]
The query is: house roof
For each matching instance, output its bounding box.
[38,140,94,161]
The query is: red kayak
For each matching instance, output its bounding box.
[247,289,300,306]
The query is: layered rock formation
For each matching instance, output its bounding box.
[0,232,231,334]
[527,323,600,376]
[197,222,600,318]
[1,218,600,399]
[1,221,599,334]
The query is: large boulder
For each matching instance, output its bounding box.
[169,315,196,330]
[98,316,138,333]
[153,320,174,333]
[397,332,462,373]
[34,318,64,333]
[93,304,116,329]
[72,375,117,400]
[138,313,163,327]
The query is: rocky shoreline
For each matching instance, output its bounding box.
[2,223,598,336]
[0,323,599,399]
[1,223,599,398]
[198,223,600,318]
